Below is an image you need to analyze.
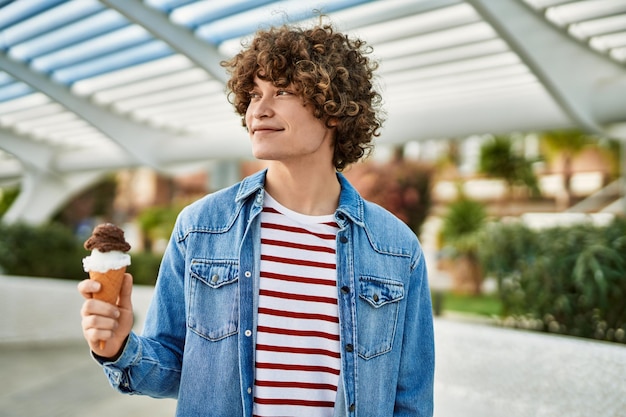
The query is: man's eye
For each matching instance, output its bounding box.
[249,92,260,99]
[277,90,292,96]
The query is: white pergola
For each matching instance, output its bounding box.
[1,0,626,224]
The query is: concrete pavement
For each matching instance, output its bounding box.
[433,318,626,417]
[0,342,175,417]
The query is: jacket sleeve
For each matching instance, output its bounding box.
[96,215,188,399]
[395,247,435,417]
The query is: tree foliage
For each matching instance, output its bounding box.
[347,160,434,237]
[136,205,179,253]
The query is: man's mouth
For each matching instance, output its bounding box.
[253,127,283,134]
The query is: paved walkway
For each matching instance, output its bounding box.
[2,318,625,417]
[433,318,626,417]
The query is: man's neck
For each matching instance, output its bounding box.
[264,163,341,216]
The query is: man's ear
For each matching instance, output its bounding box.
[327,117,339,127]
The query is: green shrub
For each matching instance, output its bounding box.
[0,222,162,286]
[0,222,85,279]
[479,218,626,343]
[128,252,162,286]
[0,187,20,220]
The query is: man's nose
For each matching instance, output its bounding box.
[251,95,274,118]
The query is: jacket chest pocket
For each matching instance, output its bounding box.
[357,276,404,359]
[188,260,239,341]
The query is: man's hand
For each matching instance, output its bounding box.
[78,273,134,358]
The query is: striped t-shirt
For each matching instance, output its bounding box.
[253,192,341,417]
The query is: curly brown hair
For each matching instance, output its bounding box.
[221,24,384,170]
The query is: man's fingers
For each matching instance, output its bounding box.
[83,327,116,347]
[77,279,101,299]
[79,274,131,357]
[81,298,120,319]
[81,313,119,332]
[116,273,133,310]
[80,299,123,353]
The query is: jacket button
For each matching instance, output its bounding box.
[244,271,252,278]
[341,286,350,294]
[373,294,379,302]
[345,344,354,352]
[349,403,356,412]
[211,274,219,283]
[339,236,348,243]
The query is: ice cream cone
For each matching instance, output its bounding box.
[83,223,132,351]
[89,266,126,350]
[89,267,126,305]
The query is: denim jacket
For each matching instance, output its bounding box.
[98,169,434,417]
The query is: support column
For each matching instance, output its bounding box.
[604,123,626,215]
[3,168,104,225]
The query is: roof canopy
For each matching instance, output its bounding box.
[1,0,626,223]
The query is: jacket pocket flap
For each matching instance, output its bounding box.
[190,260,238,289]
[359,276,404,308]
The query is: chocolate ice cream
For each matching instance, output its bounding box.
[84,223,131,253]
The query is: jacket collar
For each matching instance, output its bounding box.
[235,169,267,203]
[336,172,365,227]
[234,168,365,227]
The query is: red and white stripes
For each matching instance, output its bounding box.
[253,194,340,417]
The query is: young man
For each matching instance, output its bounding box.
[78,24,435,417]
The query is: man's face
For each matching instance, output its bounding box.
[245,76,335,167]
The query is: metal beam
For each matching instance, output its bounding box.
[0,86,576,181]
[467,0,626,133]
[0,51,167,170]
[382,85,572,143]
[0,129,59,177]
[100,0,229,84]
[340,0,464,31]
[53,128,251,174]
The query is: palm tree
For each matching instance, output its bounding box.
[478,135,540,200]
[539,129,591,208]
[439,196,487,295]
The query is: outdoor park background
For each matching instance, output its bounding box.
[1,129,625,344]
[1,0,626,414]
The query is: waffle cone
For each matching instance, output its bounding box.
[89,267,126,305]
